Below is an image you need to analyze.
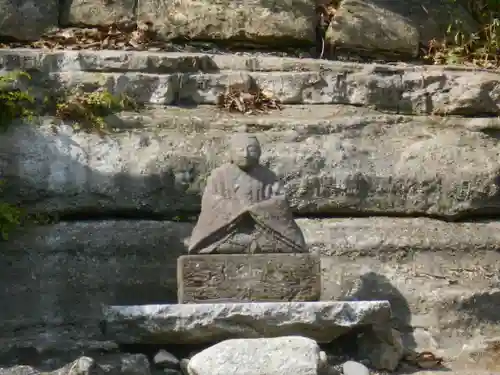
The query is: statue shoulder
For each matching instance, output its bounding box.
[253,164,280,183]
[203,163,238,194]
[206,163,237,181]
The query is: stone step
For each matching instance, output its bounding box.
[1,218,499,358]
[0,48,489,74]
[0,49,499,115]
[1,107,500,219]
[101,301,392,345]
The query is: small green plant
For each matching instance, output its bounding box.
[0,71,35,131]
[0,181,23,241]
[424,0,500,68]
[0,202,22,240]
[55,87,140,134]
[0,73,35,239]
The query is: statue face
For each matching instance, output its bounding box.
[231,135,261,170]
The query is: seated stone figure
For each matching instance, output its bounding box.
[188,134,307,254]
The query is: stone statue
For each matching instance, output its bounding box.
[188,134,307,254]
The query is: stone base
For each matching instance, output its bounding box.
[176,253,321,303]
[102,301,403,371]
[101,301,392,345]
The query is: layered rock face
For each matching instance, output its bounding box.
[0,0,479,59]
[1,47,500,374]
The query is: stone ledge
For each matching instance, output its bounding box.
[1,219,500,357]
[0,49,495,74]
[101,301,392,344]
[0,49,498,115]
[2,114,500,219]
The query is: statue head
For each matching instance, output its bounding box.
[230,134,261,171]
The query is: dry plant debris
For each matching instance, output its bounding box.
[216,85,282,115]
[404,350,444,369]
[0,22,160,51]
[422,0,500,69]
[423,35,499,68]
[55,86,139,134]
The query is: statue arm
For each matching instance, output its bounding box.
[201,169,223,208]
[189,168,228,253]
[272,180,285,196]
[200,166,236,213]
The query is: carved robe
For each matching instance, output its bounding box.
[188,163,307,254]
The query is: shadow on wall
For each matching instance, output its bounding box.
[345,271,416,351]
[458,290,500,324]
[0,105,196,365]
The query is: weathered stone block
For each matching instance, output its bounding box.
[2,103,500,220]
[325,0,478,58]
[0,0,58,41]
[177,254,321,303]
[101,301,392,344]
[136,0,316,44]
[187,337,327,375]
[60,0,136,27]
[0,221,190,356]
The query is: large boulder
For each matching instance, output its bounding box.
[325,0,478,58]
[0,0,58,41]
[60,0,136,27]
[187,337,327,375]
[137,0,316,45]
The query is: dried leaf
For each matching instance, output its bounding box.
[217,85,282,115]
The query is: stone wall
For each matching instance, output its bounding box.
[2,217,500,364]
[0,0,479,58]
[1,47,500,370]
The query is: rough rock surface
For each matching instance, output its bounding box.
[137,0,316,43]
[325,0,478,57]
[0,0,479,54]
[315,218,500,357]
[2,107,500,219]
[0,354,151,375]
[454,336,500,372]
[101,301,392,344]
[0,1,58,41]
[1,218,500,359]
[0,220,191,356]
[0,52,499,222]
[0,50,499,116]
[97,353,151,375]
[21,67,500,114]
[60,0,136,27]
[187,336,326,375]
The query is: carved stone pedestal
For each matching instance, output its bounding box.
[177,253,321,303]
